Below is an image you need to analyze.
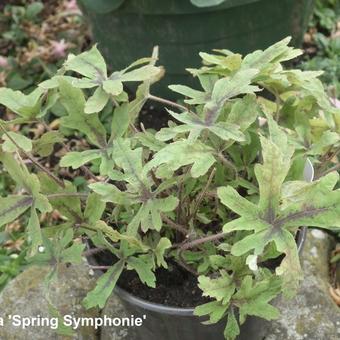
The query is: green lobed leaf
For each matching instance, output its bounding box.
[233,274,281,323]
[61,243,86,265]
[164,110,245,143]
[83,259,125,309]
[230,230,271,256]
[217,186,259,218]
[273,229,302,298]
[224,310,240,340]
[111,138,147,188]
[255,137,292,219]
[139,196,179,233]
[102,79,123,96]
[168,84,208,105]
[111,103,130,138]
[198,272,235,304]
[47,301,75,337]
[0,195,32,228]
[275,172,340,229]
[0,151,36,192]
[27,207,43,256]
[145,140,216,178]
[39,173,83,223]
[2,132,32,153]
[227,94,260,130]
[88,220,149,253]
[127,256,156,288]
[241,37,302,71]
[84,87,109,114]
[58,78,107,148]
[154,237,171,268]
[194,300,228,324]
[0,87,44,119]
[33,131,64,157]
[64,45,107,80]
[60,150,101,169]
[89,183,130,205]
[119,65,161,82]
[84,193,106,225]
[211,69,260,106]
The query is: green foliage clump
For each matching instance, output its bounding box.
[0,37,340,339]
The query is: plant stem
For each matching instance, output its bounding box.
[150,169,162,186]
[188,167,216,222]
[148,94,188,112]
[217,152,238,179]
[317,162,340,178]
[260,84,282,121]
[0,121,65,188]
[274,89,282,122]
[37,58,54,77]
[129,123,139,134]
[176,180,184,225]
[177,249,198,276]
[180,232,227,251]
[40,120,99,182]
[161,214,188,236]
[82,247,106,257]
[89,265,111,270]
[47,192,89,199]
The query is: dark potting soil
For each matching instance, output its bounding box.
[91,248,209,308]
[91,229,306,308]
[138,103,172,131]
[118,263,210,308]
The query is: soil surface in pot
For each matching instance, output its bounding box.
[118,263,210,308]
[91,228,305,308]
[92,249,209,308]
[138,103,171,131]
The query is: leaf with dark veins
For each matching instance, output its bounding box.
[204,69,260,125]
[276,172,340,229]
[255,137,292,219]
[156,108,245,143]
[27,206,43,256]
[83,259,125,309]
[58,78,107,148]
[219,137,340,297]
[145,140,216,178]
[0,195,33,227]
[64,45,107,80]
[159,70,261,143]
[217,186,259,218]
[273,229,302,297]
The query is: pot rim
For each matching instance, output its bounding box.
[78,0,262,15]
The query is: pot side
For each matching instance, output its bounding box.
[78,0,314,98]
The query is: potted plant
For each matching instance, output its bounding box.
[77,0,315,96]
[0,37,339,340]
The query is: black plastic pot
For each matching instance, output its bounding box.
[88,227,307,340]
